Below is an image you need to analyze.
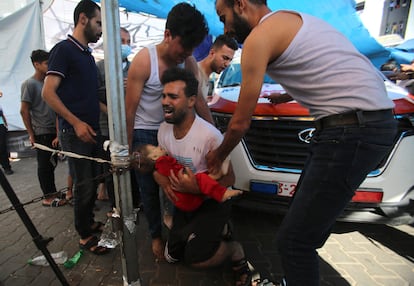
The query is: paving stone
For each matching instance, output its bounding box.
[352,252,397,277]
[319,241,358,264]
[385,263,414,280]
[373,277,410,286]
[330,232,371,253]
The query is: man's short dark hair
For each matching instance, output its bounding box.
[74,0,100,26]
[120,27,129,34]
[380,59,398,72]
[30,49,49,64]
[166,3,209,50]
[161,67,199,98]
[212,34,238,51]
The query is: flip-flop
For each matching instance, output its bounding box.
[79,236,110,255]
[42,198,66,207]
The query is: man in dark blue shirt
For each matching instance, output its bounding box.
[42,0,109,255]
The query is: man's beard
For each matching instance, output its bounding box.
[231,11,252,44]
[164,108,186,125]
[85,22,100,43]
[211,60,222,74]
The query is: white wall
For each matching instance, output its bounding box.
[360,0,386,37]
[406,5,414,39]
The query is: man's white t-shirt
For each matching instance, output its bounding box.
[157,115,223,174]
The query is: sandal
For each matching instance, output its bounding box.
[79,235,110,255]
[42,198,66,207]
[232,258,254,286]
[90,221,104,234]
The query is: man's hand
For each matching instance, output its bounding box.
[28,135,35,146]
[400,63,414,72]
[123,78,128,91]
[262,92,292,104]
[73,121,97,143]
[162,183,178,203]
[206,149,224,176]
[169,167,200,194]
[52,137,59,148]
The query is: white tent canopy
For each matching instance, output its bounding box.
[0,1,44,130]
[0,0,165,131]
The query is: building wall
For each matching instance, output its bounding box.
[380,0,411,37]
[360,0,413,40]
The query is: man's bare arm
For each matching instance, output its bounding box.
[125,49,150,151]
[20,102,35,145]
[185,56,214,124]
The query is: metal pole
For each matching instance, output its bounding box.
[100,1,141,285]
[38,0,46,50]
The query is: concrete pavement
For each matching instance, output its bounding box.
[0,156,413,286]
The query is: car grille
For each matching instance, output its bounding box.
[212,113,314,172]
[212,113,410,173]
[244,119,314,171]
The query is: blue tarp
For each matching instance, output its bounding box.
[387,39,414,64]
[95,0,413,67]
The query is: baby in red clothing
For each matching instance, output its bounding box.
[132,144,242,212]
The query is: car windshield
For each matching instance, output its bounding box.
[218,63,276,87]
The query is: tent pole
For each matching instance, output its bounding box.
[39,0,46,50]
[100,0,141,284]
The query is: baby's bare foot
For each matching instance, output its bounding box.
[222,189,242,202]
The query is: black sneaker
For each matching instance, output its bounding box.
[4,169,13,175]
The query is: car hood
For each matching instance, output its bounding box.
[209,81,414,116]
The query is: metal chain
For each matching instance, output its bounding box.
[0,165,131,215]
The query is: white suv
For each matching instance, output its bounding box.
[209,57,414,225]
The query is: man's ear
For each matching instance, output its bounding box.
[234,0,246,13]
[78,12,88,26]
[188,95,197,107]
[164,29,172,43]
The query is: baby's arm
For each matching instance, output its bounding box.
[197,172,242,202]
[200,158,242,202]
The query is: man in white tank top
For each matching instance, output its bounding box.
[203,1,398,285]
[125,3,213,261]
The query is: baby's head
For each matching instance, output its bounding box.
[131,144,167,173]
